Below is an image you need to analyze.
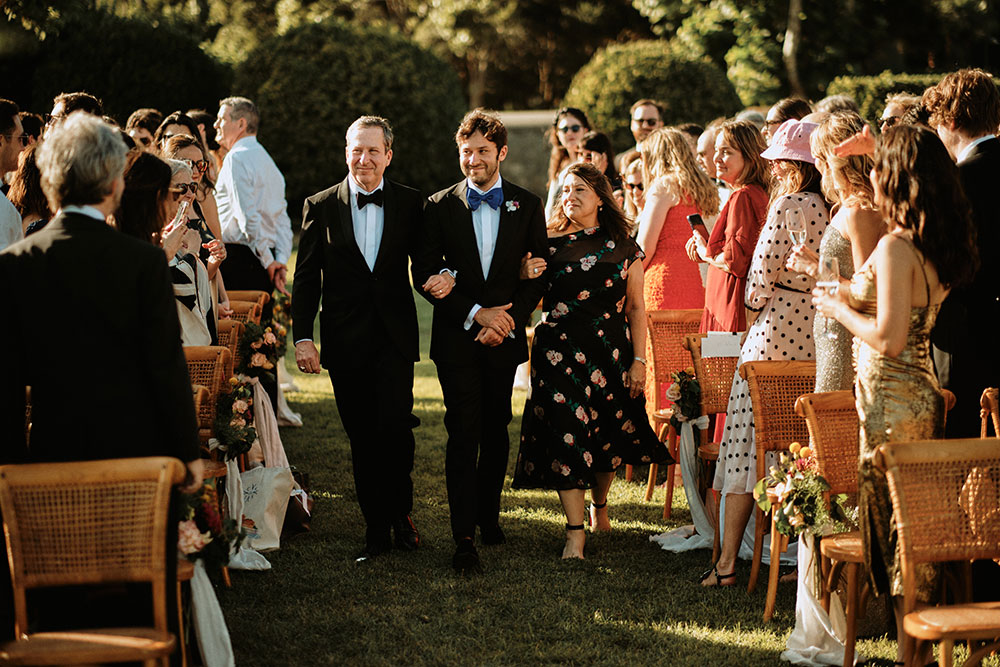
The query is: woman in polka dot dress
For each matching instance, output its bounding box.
[702,119,830,587]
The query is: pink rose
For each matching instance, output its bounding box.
[575,352,586,363]
[554,393,566,404]
[583,451,593,466]
[563,433,575,445]
[230,415,246,428]
[232,399,249,414]
[263,332,277,345]
[575,406,588,423]
[251,352,267,367]
[178,519,208,555]
[577,290,590,300]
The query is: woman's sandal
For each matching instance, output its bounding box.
[562,523,586,560]
[589,501,611,532]
[699,565,737,587]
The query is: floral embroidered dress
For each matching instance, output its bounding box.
[513,226,671,490]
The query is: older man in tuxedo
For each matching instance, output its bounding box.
[293,116,422,563]
[413,109,547,574]
[924,68,1000,439]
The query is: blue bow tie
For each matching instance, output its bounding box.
[468,187,503,211]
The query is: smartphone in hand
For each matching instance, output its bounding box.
[687,213,710,241]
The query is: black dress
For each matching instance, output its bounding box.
[512,225,670,491]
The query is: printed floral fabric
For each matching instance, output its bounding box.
[513,226,670,491]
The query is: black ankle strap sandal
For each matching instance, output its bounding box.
[565,523,585,531]
[590,501,607,510]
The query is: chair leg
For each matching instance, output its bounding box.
[644,463,658,502]
[763,511,783,622]
[176,580,188,667]
[222,565,232,588]
[625,464,633,482]
[843,563,858,667]
[748,506,765,593]
[819,547,831,614]
[661,426,679,514]
[938,639,952,667]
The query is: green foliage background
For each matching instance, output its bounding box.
[564,40,742,152]
[233,19,466,207]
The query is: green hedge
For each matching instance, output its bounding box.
[825,71,946,122]
[234,19,466,212]
[20,12,230,123]
[563,40,742,153]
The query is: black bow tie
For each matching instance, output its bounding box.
[357,190,384,209]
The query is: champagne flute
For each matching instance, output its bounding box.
[816,256,840,340]
[786,207,807,246]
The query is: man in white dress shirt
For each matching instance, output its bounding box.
[0,99,26,250]
[213,96,292,310]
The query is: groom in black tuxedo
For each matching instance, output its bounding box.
[413,109,547,573]
[292,116,422,563]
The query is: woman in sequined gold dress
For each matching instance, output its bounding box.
[787,112,885,391]
[814,125,978,665]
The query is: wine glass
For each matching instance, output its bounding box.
[816,256,840,340]
[786,207,807,246]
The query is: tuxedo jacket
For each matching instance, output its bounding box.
[412,179,547,368]
[0,212,200,464]
[292,177,420,369]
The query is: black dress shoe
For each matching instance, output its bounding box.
[480,523,506,545]
[392,515,420,551]
[452,538,482,574]
[355,536,391,564]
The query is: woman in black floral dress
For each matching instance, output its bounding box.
[512,163,670,559]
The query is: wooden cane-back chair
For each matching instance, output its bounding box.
[678,333,741,548]
[0,457,184,666]
[226,290,270,312]
[229,300,262,325]
[982,388,1000,438]
[183,346,233,445]
[881,438,1000,667]
[216,319,246,370]
[741,360,815,595]
[633,309,702,504]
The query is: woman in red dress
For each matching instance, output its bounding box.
[690,120,771,332]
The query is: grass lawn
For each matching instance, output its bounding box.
[217,257,905,666]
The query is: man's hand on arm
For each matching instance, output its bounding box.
[475,327,504,347]
[422,272,455,299]
[474,303,515,337]
[295,340,321,374]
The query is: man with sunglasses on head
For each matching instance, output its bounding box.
[0,99,27,250]
[125,108,163,152]
[44,92,103,136]
[614,99,664,171]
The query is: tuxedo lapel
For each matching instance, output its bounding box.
[336,178,370,273]
[453,183,485,283]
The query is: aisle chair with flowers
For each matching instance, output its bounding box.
[216,319,246,369]
[881,438,1000,667]
[741,360,816,599]
[982,388,999,438]
[679,334,741,543]
[0,457,184,666]
[634,309,702,512]
[229,300,262,325]
[226,290,270,314]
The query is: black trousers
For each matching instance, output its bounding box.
[329,329,417,546]
[223,243,275,323]
[437,359,517,543]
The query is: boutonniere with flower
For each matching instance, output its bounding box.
[505,199,520,212]
[667,367,701,431]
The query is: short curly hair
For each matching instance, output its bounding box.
[922,68,1000,137]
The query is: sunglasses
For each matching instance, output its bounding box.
[1,133,28,147]
[557,124,583,134]
[633,118,659,127]
[624,182,644,191]
[170,182,198,199]
[44,113,65,126]
[189,159,210,173]
[880,116,901,130]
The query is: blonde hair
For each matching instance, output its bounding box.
[809,111,875,211]
[640,128,719,217]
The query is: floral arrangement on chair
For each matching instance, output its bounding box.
[271,292,291,359]
[666,367,701,431]
[237,321,280,383]
[214,377,257,460]
[753,442,853,538]
[178,479,244,573]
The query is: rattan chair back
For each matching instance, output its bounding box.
[880,438,1000,611]
[184,346,233,440]
[0,456,185,639]
[794,390,859,496]
[682,334,740,416]
[229,300,262,325]
[226,290,270,310]
[216,319,245,369]
[982,388,999,438]
[647,310,702,410]
[740,360,816,479]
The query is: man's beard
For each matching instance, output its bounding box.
[464,161,497,188]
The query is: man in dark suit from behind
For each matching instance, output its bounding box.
[923,68,1000,438]
[0,111,204,639]
[292,116,422,563]
[412,109,548,574]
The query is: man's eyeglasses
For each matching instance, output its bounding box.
[624,182,644,192]
[1,133,28,147]
[170,182,198,199]
[632,118,659,127]
[44,114,65,127]
[557,124,583,134]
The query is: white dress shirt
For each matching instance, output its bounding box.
[464,175,505,331]
[956,134,996,164]
[215,135,293,268]
[0,192,24,251]
[348,177,385,271]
